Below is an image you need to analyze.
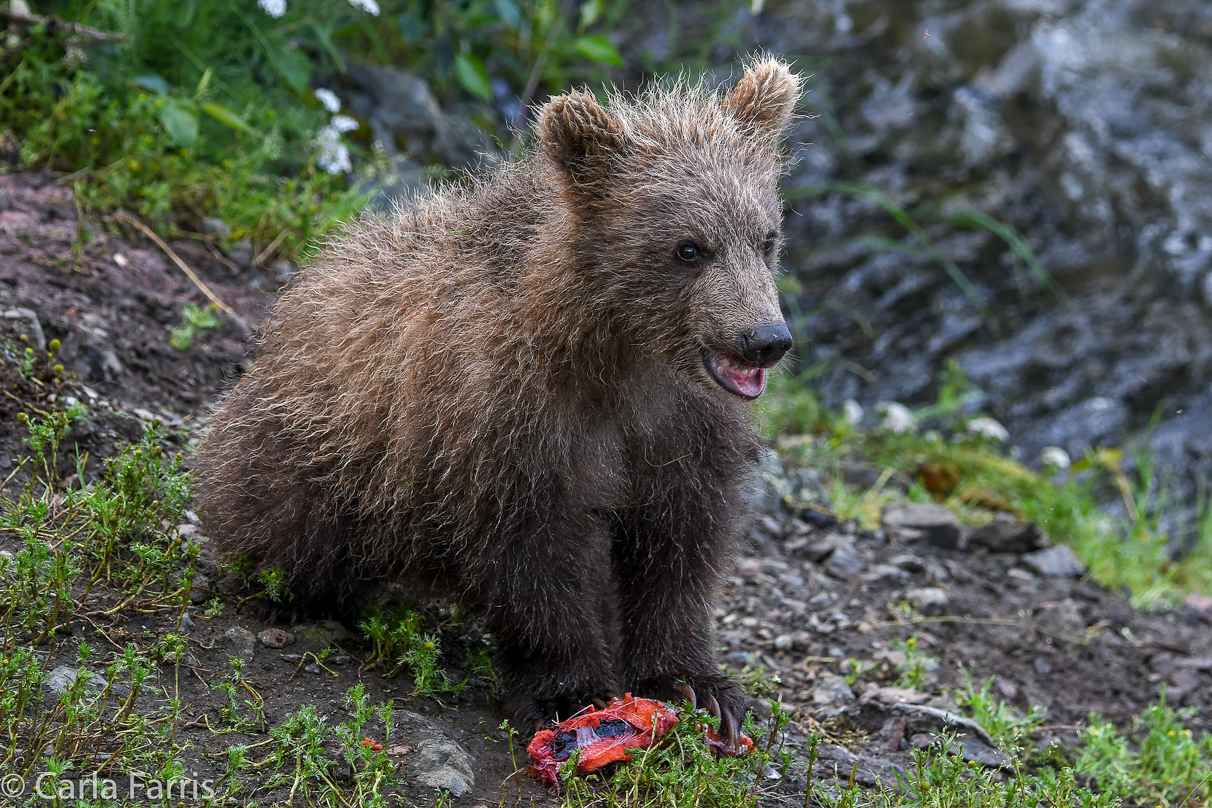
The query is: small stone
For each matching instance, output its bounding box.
[1023,545,1086,577]
[3,308,47,351]
[189,574,212,604]
[955,739,1012,768]
[1034,658,1052,675]
[201,217,231,240]
[258,628,295,649]
[864,564,908,584]
[414,737,476,796]
[178,612,197,634]
[304,663,322,675]
[1036,598,1087,639]
[222,626,257,661]
[968,516,1046,554]
[881,503,962,549]
[889,553,926,572]
[44,666,108,701]
[1184,593,1212,623]
[227,239,254,268]
[810,673,855,707]
[773,634,794,651]
[281,653,302,663]
[905,587,950,616]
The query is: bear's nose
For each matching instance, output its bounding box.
[740,323,792,365]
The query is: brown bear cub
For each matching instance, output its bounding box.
[193,58,801,744]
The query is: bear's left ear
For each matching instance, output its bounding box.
[721,57,801,140]
[538,89,626,193]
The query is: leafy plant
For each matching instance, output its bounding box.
[169,302,221,350]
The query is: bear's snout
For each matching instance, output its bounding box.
[739,323,792,366]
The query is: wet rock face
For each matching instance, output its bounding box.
[740,0,1212,493]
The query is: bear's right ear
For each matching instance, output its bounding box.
[721,57,801,141]
[537,89,625,192]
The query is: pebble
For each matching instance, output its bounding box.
[178,612,197,634]
[1036,598,1087,639]
[810,673,855,707]
[968,516,1046,554]
[1023,545,1087,577]
[880,503,962,549]
[905,587,950,616]
[258,628,296,649]
[222,626,257,662]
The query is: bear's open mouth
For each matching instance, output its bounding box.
[703,349,766,399]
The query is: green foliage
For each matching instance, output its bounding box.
[1075,699,1212,805]
[956,670,1044,753]
[377,0,627,104]
[558,701,793,808]
[357,606,461,695]
[169,302,220,350]
[1,0,370,256]
[891,636,938,691]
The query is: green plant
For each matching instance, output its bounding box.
[1075,698,1212,805]
[558,701,792,808]
[956,670,1044,753]
[891,636,939,691]
[169,302,220,350]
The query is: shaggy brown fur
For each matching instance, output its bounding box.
[193,58,802,736]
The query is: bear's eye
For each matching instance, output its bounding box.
[763,233,777,255]
[674,242,702,263]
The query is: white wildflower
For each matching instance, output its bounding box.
[316,124,352,174]
[1040,446,1071,469]
[966,416,1009,442]
[842,399,863,426]
[258,0,286,18]
[348,0,380,15]
[314,88,341,114]
[330,114,359,133]
[876,402,916,435]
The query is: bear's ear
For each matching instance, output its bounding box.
[537,89,626,191]
[721,57,801,140]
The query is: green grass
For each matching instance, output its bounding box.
[758,361,1212,611]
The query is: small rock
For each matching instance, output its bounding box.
[44,666,108,701]
[810,673,855,707]
[201,217,231,240]
[825,542,866,577]
[881,503,962,549]
[1023,545,1086,577]
[993,677,1018,700]
[889,553,926,572]
[227,239,254,268]
[955,739,1012,768]
[178,612,197,634]
[864,564,908,584]
[3,308,47,351]
[304,663,322,675]
[413,736,476,796]
[905,587,950,616]
[773,634,794,651]
[281,653,303,663]
[968,516,1046,554]
[222,626,257,662]
[258,628,295,649]
[1034,658,1052,675]
[1184,593,1212,624]
[1036,598,1087,639]
[189,574,211,604]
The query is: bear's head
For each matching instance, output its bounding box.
[538,57,801,401]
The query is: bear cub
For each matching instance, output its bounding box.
[193,58,802,744]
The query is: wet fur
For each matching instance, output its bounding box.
[193,58,802,726]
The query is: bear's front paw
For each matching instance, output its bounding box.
[631,673,746,751]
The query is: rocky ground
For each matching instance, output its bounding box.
[7,167,1212,805]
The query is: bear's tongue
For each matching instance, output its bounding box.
[710,353,766,399]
